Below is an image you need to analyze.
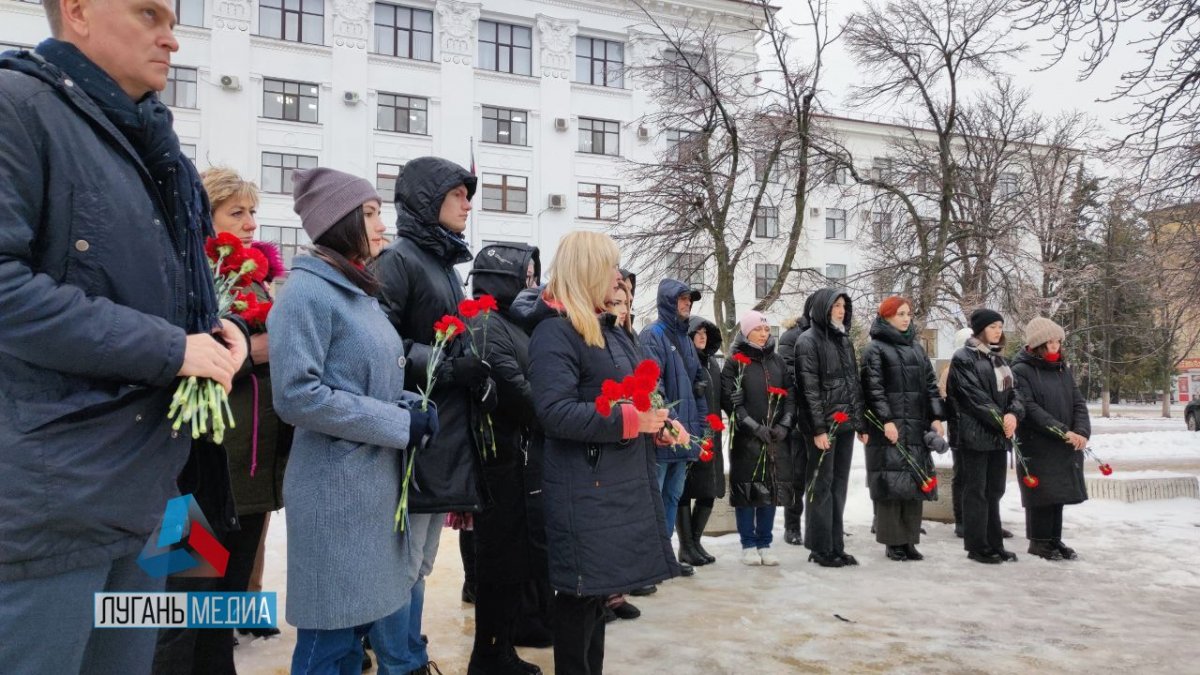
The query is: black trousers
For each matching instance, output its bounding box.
[153,511,267,675]
[552,594,606,675]
[784,433,810,532]
[874,499,923,546]
[959,449,1007,554]
[1025,504,1064,541]
[950,448,965,526]
[471,582,521,663]
[804,431,854,555]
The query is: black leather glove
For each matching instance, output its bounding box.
[407,405,440,449]
[693,379,708,399]
[770,425,788,442]
[754,424,773,444]
[440,354,489,388]
[729,389,745,407]
[476,377,498,414]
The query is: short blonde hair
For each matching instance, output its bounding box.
[546,231,620,348]
[200,167,259,213]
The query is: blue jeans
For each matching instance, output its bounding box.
[368,512,442,674]
[735,506,777,549]
[292,623,372,675]
[0,550,164,675]
[655,461,689,538]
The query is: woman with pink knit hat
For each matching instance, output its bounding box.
[721,310,795,566]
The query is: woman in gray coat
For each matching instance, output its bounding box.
[269,168,438,674]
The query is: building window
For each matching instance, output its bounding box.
[667,253,705,289]
[373,3,433,61]
[870,211,892,240]
[579,118,620,156]
[479,20,532,76]
[825,208,847,239]
[755,263,779,299]
[162,66,198,109]
[666,129,697,163]
[259,225,311,269]
[482,174,528,213]
[754,150,778,183]
[377,93,427,134]
[578,183,620,221]
[754,207,779,238]
[870,156,893,182]
[181,143,198,163]
[998,172,1018,197]
[825,162,848,185]
[664,49,708,90]
[826,263,847,282]
[263,79,319,124]
[575,37,624,88]
[259,0,324,45]
[482,106,528,146]
[261,152,318,194]
[920,328,938,358]
[377,163,404,203]
[176,0,204,27]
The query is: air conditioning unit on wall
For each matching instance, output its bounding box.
[637,126,650,141]
[343,91,361,105]
[548,194,567,210]
[219,75,241,91]
[554,118,569,132]
[809,207,820,217]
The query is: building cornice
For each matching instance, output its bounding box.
[250,35,334,58]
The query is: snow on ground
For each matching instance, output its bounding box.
[235,421,1200,675]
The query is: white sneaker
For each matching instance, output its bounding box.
[741,548,762,566]
[759,547,779,566]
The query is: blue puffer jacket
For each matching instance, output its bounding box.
[639,279,709,462]
[0,51,191,580]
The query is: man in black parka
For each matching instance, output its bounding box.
[374,156,492,673]
[776,293,817,545]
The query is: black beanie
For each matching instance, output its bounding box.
[969,308,1004,336]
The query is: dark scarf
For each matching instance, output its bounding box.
[37,39,219,333]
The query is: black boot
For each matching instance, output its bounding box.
[903,544,924,561]
[691,502,717,563]
[1028,540,1064,561]
[508,648,542,674]
[784,529,803,546]
[1053,540,1078,560]
[675,505,708,566]
[807,552,845,568]
[885,545,908,561]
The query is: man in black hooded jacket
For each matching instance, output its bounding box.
[373,156,492,674]
[776,294,817,545]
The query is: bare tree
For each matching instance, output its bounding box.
[1015,0,1200,197]
[837,0,1023,321]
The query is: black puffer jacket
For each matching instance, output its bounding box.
[794,288,864,436]
[860,317,946,501]
[946,338,1025,453]
[374,157,482,514]
[721,335,796,507]
[682,316,726,500]
[1011,349,1090,508]
[469,242,545,584]
[526,294,678,596]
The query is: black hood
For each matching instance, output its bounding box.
[509,285,559,333]
[620,268,637,298]
[688,315,722,359]
[656,278,701,328]
[869,315,915,346]
[808,287,853,334]
[393,157,477,265]
[798,293,818,331]
[470,242,540,309]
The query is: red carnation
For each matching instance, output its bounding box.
[699,447,714,463]
[706,413,725,432]
[635,359,661,386]
[244,247,269,284]
[595,395,613,417]
[701,438,713,452]
[768,386,789,398]
[601,380,624,402]
[1023,475,1040,489]
[731,353,752,366]
[620,375,641,400]
[435,315,466,340]
[632,391,653,413]
[476,295,499,313]
[1099,464,1113,476]
[219,248,250,278]
[458,298,481,319]
[832,411,850,424]
[205,232,243,262]
[921,479,935,494]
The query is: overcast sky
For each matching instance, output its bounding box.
[771,1,1151,144]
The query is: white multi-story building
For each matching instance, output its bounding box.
[1,0,1014,363]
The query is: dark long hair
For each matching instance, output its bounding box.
[312,206,379,295]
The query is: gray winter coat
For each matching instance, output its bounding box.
[0,52,192,581]
[269,256,423,630]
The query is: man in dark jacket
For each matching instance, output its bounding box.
[776,293,817,545]
[373,156,490,674]
[640,278,710,576]
[0,6,247,673]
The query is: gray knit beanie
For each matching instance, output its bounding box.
[292,168,382,242]
[1024,317,1065,349]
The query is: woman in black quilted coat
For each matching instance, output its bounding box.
[859,297,945,562]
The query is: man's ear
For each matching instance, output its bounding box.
[59,0,93,40]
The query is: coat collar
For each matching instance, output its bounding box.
[290,255,370,297]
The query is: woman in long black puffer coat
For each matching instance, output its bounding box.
[465,242,550,675]
[677,316,726,567]
[859,296,945,562]
[722,310,795,567]
[1011,317,1091,561]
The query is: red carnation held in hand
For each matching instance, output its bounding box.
[832,411,850,424]
[706,414,725,433]
[1100,463,1113,476]
[1023,475,1040,489]
[731,353,752,366]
